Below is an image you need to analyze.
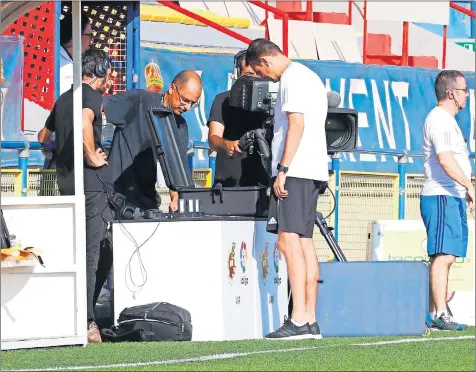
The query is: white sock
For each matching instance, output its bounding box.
[291,318,306,327]
[436,310,448,318]
[430,311,437,320]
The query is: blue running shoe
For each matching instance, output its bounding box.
[432,312,468,331]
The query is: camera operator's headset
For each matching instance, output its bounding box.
[94,57,110,78]
[232,50,247,82]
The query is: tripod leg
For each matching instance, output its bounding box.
[315,212,347,262]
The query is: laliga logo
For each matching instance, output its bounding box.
[240,241,248,273]
[240,242,249,286]
[228,242,237,281]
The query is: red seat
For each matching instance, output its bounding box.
[408,56,438,69]
[314,12,350,25]
[367,34,392,56]
[275,1,302,12]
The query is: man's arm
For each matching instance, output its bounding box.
[273,112,304,199]
[208,121,241,157]
[38,127,53,145]
[432,126,472,190]
[437,152,473,190]
[38,105,56,144]
[83,108,107,168]
[432,125,474,208]
[279,112,304,167]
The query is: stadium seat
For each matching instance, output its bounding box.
[367,34,392,56]
[365,32,439,68]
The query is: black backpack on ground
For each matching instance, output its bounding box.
[101,302,192,342]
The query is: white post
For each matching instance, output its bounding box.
[72,0,87,344]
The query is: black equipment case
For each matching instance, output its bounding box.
[147,107,269,217]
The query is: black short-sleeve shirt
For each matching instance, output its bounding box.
[44,83,112,195]
[103,89,190,210]
[207,91,269,187]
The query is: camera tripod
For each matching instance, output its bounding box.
[315,211,347,262]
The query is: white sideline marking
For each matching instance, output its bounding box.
[5,336,473,372]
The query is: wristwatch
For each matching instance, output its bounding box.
[277,163,289,174]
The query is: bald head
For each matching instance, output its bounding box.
[166,70,202,115]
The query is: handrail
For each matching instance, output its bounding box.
[2,141,474,159]
[450,2,476,19]
[156,1,252,45]
[248,1,289,57]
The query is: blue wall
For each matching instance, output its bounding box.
[141,47,475,174]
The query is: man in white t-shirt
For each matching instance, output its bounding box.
[246,39,328,340]
[420,70,474,331]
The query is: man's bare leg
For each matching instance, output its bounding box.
[278,231,307,323]
[430,254,455,315]
[301,237,319,324]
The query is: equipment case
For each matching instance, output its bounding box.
[147,107,269,217]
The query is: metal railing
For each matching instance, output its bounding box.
[348,0,476,68]
[2,141,474,261]
[250,1,289,56]
[157,1,291,57]
[157,1,253,45]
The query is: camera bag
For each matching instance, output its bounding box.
[101,302,192,342]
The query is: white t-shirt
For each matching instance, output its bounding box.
[421,106,472,198]
[59,46,73,95]
[272,62,329,181]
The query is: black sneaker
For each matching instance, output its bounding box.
[432,312,468,331]
[265,317,313,340]
[308,322,323,339]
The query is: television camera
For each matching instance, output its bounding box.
[229,74,359,155]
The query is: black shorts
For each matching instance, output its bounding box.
[266,177,327,238]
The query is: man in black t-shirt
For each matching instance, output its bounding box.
[207,50,270,187]
[103,70,202,212]
[38,49,114,344]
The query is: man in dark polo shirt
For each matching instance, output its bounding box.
[207,50,270,187]
[103,70,202,212]
[38,49,114,344]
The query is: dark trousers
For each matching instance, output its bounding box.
[85,191,114,325]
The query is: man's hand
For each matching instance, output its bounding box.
[273,172,288,200]
[85,148,108,168]
[169,190,179,213]
[225,140,242,158]
[466,185,475,211]
[41,149,53,160]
